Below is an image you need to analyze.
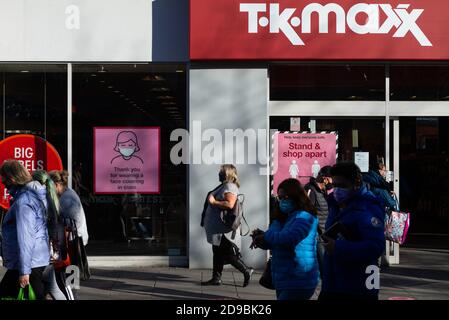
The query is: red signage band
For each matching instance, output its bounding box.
[190,0,449,60]
[0,135,63,209]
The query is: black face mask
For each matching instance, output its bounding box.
[219,172,226,182]
[325,183,334,191]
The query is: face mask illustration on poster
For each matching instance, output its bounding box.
[111,131,144,164]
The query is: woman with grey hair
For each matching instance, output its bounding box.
[200,164,253,287]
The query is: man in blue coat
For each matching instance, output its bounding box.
[319,162,385,300]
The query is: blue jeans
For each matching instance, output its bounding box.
[276,288,315,300]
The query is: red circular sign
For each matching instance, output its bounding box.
[0,134,63,209]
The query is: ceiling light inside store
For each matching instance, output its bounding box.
[114,90,120,94]
[98,66,107,73]
[108,86,114,89]
[161,102,176,105]
[20,70,29,73]
[90,74,97,77]
[151,87,169,92]
[157,96,175,100]
[142,75,165,81]
[411,96,417,99]
[176,70,184,73]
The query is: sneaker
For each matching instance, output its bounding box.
[243,268,254,287]
[201,278,222,286]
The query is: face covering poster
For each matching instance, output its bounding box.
[94,127,160,194]
[272,132,337,196]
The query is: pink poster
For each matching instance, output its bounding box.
[94,127,160,194]
[272,132,337,196]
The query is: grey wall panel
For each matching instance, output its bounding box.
[189,69,268,269]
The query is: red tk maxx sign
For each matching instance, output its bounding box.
[190,0,449,60]
[0,135,63,209]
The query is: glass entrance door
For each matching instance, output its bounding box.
[398,117,449,247]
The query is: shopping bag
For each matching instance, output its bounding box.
[17,285,36,300]
[384,210,410,245]
[1,284,37,301]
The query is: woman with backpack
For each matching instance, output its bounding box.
[251,178,320,300]
[200,164,254,287]
[0,161,50,300]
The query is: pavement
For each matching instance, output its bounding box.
[1,247,448,300]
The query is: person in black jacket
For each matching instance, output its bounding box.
[305,166,333,233]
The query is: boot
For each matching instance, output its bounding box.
[201,271,222,286]
[243,268,254,288]
[229,257,254,287]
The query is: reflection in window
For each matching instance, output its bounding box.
[0,65,67,166]
[72,64,187,257]
[4,72,45,137]
[391,66,449,101]
[270,65,385,101]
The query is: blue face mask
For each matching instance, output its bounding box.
[333,187,353,203]
[279,199,296,214]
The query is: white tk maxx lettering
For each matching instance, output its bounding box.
[240,2,432,46]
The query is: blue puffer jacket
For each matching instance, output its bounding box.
[321,186,385,297]
[1,181,50,275]
[263,210,319,290]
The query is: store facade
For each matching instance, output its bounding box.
[189,0,449,267]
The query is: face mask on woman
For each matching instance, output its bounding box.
[219,172,226,182]
[333,187,354,203]
[279,199,296,214]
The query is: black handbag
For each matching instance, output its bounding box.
[259,258,275,290]
[66,218,91,281]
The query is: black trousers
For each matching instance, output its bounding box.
[0,266,47,300]
[212,236,248,278]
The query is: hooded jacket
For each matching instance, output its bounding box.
[1,181,50,275]
[321,186,385,297]
[362,169,397,211]
[263,210,319,291]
